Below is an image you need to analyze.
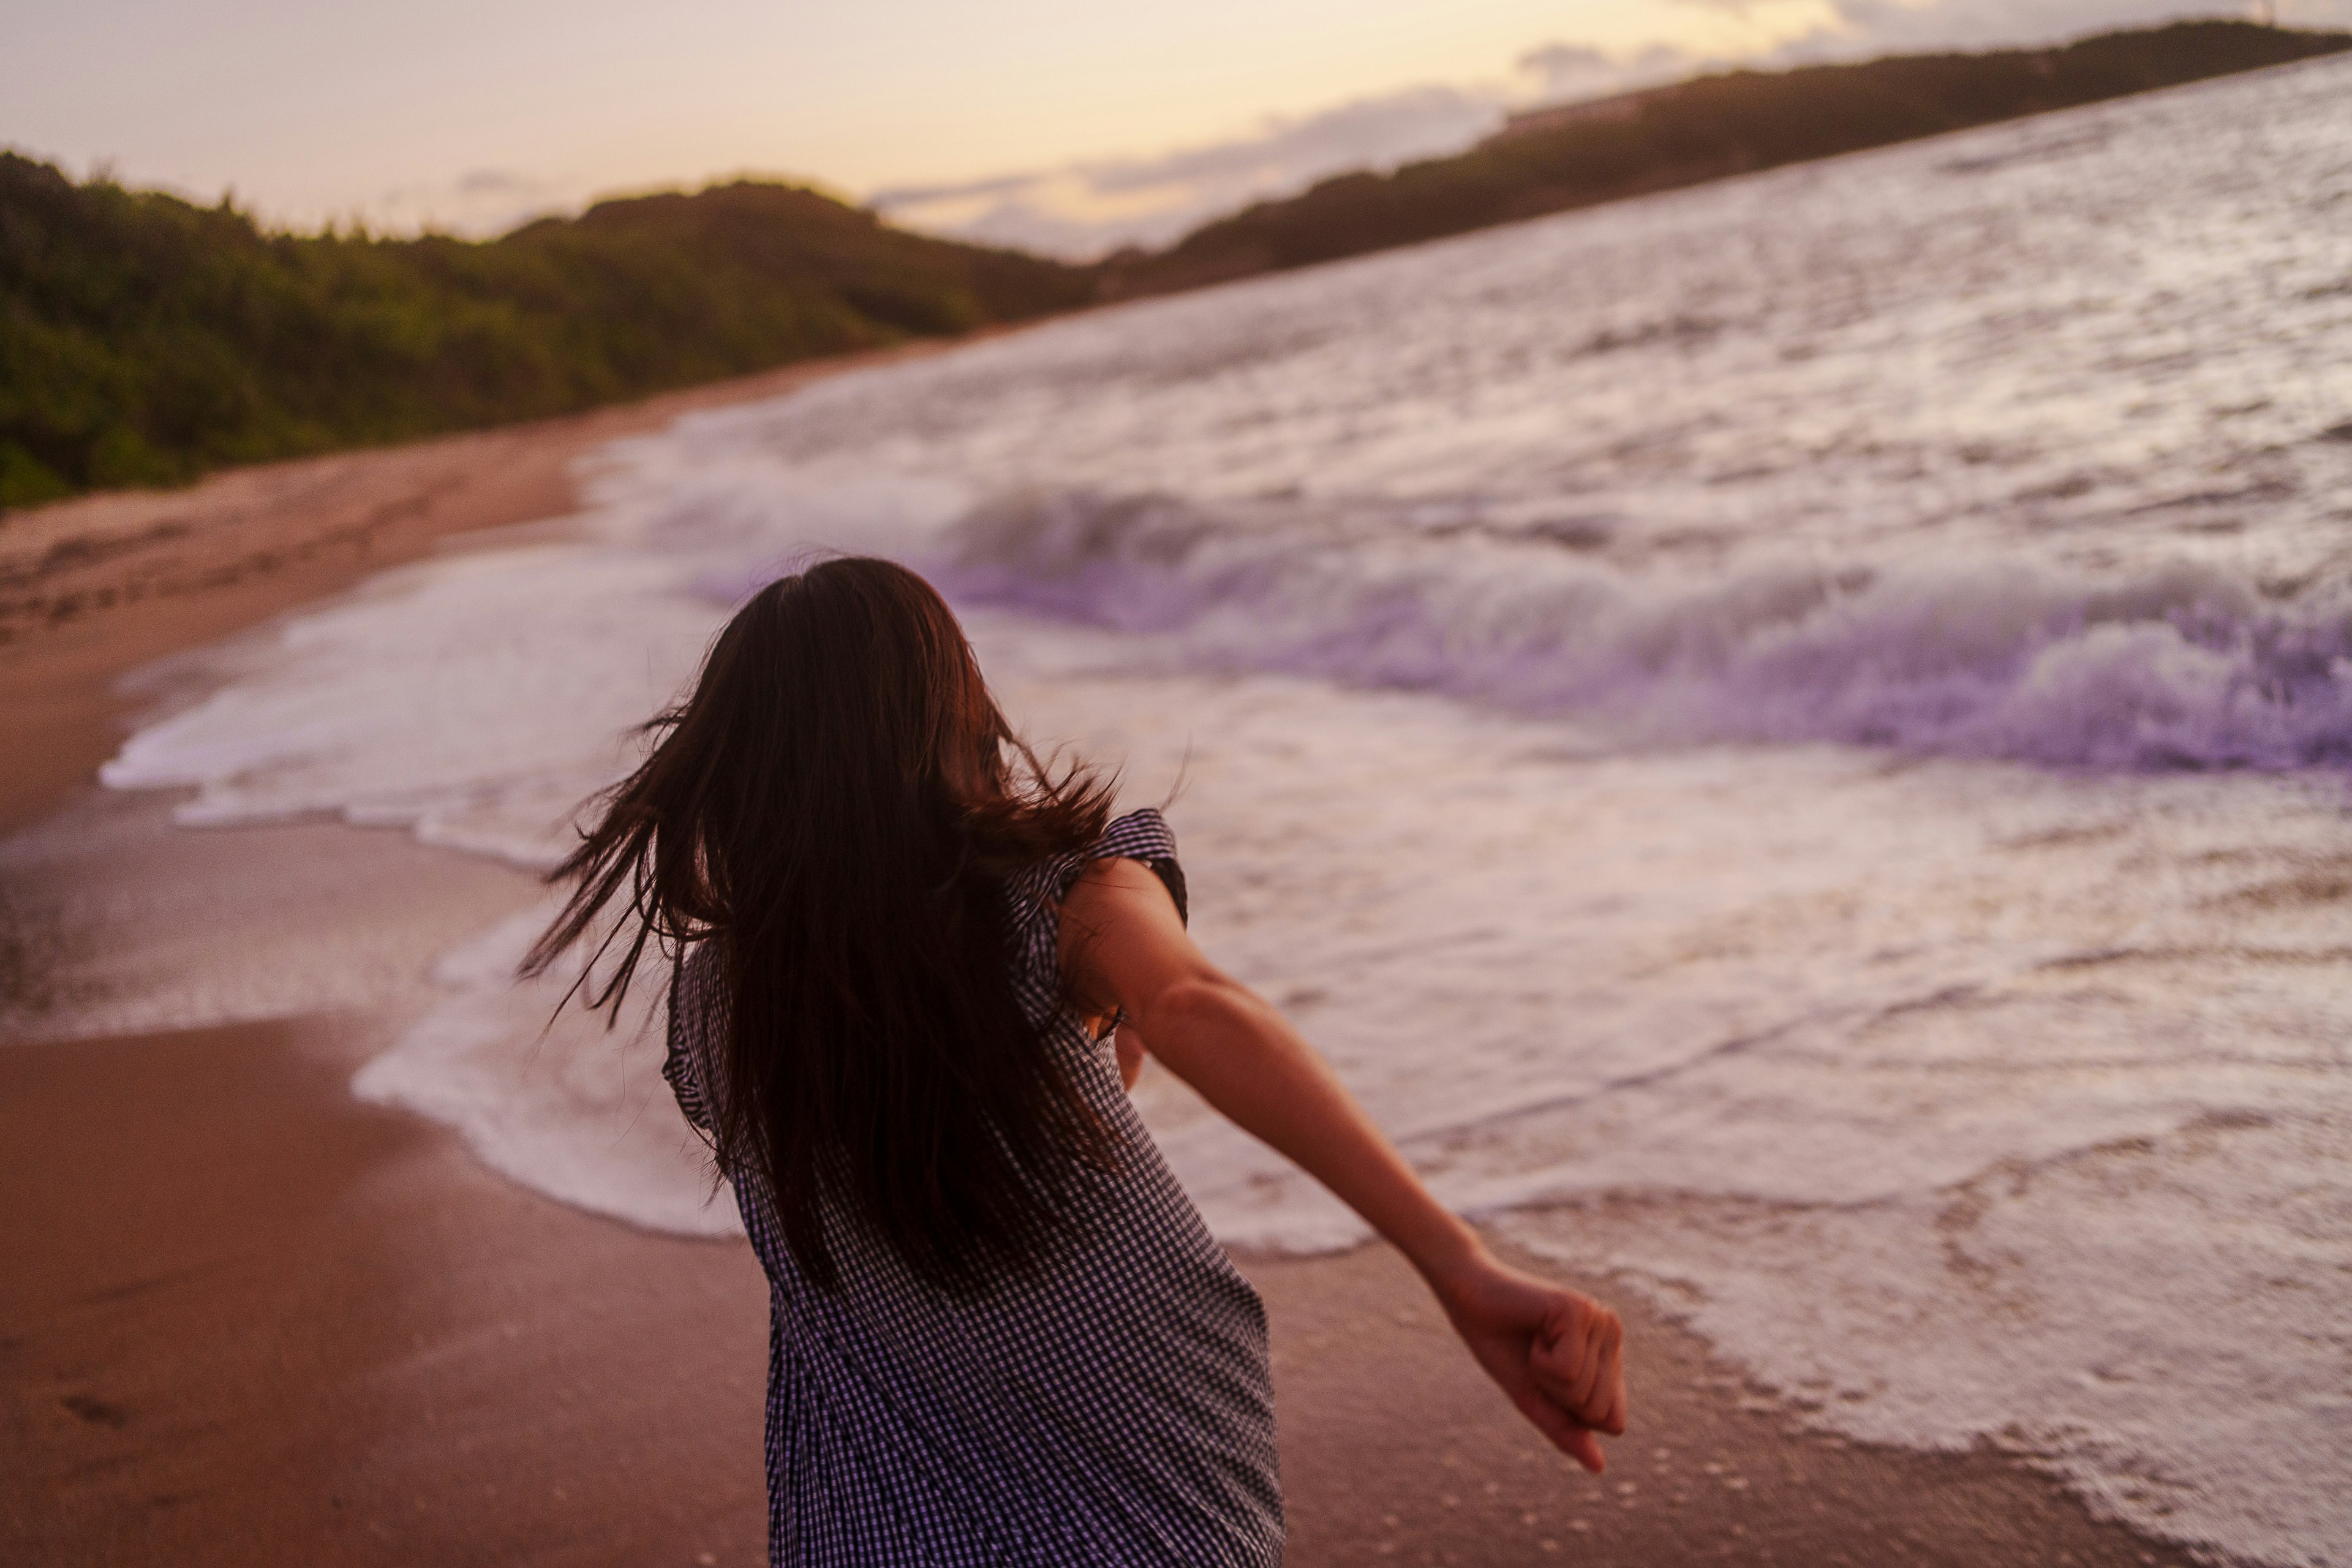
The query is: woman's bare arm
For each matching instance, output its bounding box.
[1113,1026,1147,1090]
[1062,856,1629,1471]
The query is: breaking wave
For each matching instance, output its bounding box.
[939,489,2352,771]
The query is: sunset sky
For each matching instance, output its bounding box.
[5,0,2341,254]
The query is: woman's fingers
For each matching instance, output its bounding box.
[1594,1314,1628,1436]
[1534,1314,1589,1403]
[1437,1260,1629,1468]
[1532,1298,1626,1433]
[1567,1326,1605,1412]
[1566,1306,1624,1434]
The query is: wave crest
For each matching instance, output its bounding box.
[941,489,2352,769]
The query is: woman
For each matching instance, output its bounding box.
[529,557,1626,1566]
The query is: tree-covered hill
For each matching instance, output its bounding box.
[0,167,1093,507]
[1099,20,2351,296]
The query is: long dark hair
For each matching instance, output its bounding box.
[525,556,1119,1290]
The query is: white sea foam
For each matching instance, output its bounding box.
[95,55,2352,1566]
[938,490,2352,767]
[352,904,738,1237]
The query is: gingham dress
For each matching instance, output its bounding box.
[663,809,1284,1567]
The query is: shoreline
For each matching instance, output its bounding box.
[0,806,2230,1568]
[0,339,963,839]
[0,347,2228,1567]
[1,995,2217,1567]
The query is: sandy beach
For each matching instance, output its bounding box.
[1,360,2219,1567]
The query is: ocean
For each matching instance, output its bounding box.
[100,55,2352,1566]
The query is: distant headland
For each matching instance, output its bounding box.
[1090,19,2351,296]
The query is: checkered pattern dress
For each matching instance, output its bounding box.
[665,809,1284,1567]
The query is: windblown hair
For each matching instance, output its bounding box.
[525,557,1118,1290]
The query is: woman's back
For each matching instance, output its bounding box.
[665,809,1284,1568]
[535,558,1624,1567]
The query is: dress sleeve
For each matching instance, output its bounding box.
[1055,806,1188,927]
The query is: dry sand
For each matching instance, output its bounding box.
[0,358,2214,1566]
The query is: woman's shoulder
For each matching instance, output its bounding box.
[1008,807,1188,929]
[1056,807,1187,927]
[1087,806,1179,867]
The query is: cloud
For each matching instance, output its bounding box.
[872,85,1510,260]
[453,168,540,197]
[1518,40,1695,102]
[364,167,579,237]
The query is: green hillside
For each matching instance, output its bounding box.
[1100,20,2351,296]
[0,167,1093,507]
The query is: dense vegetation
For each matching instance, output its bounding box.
[0,170,1093,507]
[5,20,2343,509]
[1099,21,2351,295]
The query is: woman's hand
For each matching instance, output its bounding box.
[1434,1255,1627,1473]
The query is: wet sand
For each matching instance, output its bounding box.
[0,361,2215,1566]
[0,1014,771,1568]
[0,992,2204,1567]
